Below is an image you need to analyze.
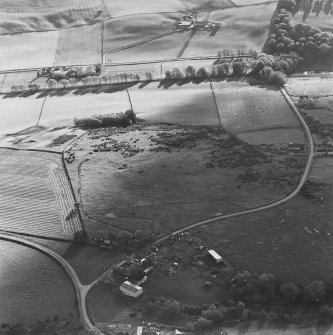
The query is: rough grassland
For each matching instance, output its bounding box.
[54,24,102,66]
[212,79,300,132]
[128,82,220,125]
[181,3,276,55]
[0,30,59,71]
[103,13,178,54]
[191,156,333,285]
[0,149,81,238]
[102,0,186,17]
[0,0,110,34]
[40,90,131,127]
[286,76,333,97]
[68,122,306,238]
[0,95,42,135]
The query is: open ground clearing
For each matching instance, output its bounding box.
[0,30,59,71]
[286,76,333,97]
[0,149,81,238]
[212,79,301,132]
[39,90,131,127]
[190,156,333,285]
[0,0,110,34]
[128,81,220,125]
[180,3,276,57]
[0,95,43,135]
[67,121,306,239]
[103,13,178,54]
[106,30,192,63]
[54,23,102,66]
[292,12,333,34]
[0,240,77,325]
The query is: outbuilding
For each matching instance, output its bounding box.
[208,249,223,264]
[120,281,143,298]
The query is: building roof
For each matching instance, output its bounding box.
[208,249,222,260]
[120,281,142,293]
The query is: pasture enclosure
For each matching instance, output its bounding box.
[102,0,186,17]
[0,0,110,34]
[181,2,276,57]
[40,90,131,127]
[54,23,102,66]
[212,79,300,132]
[0,149,81,238]
[0,96,43,135]
[128,81,221,125]
[286,76,333,97]
[0,31,59,71]
[103,13,178,54]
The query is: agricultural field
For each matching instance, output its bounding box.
[102,0,186,17]
[0,30,59,71]
[180,3,276,57]
[0,240,77,325]
[182,0,236,11]
[54,23,102,66]
[212,79,301,132]
[39,90,131,127]
[190,156,333,286]
[0,95,43,135]
[106,30,192,63]
[286,75,333,97]
[231,0,277,5]
[0,71,38,93]
[103,13,178,55]
[0,149,81,238]
[0,0,110,34]
[128,82,220,125]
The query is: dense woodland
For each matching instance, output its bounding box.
[294,0,333,20]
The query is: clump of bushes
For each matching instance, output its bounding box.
[74,109,137,129]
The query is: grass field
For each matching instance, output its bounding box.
[0,149,81,238]
[0,240,77,325]
[103,13,177,55]
[0,95,43,135]
[180,2,276,56]
[0,0,110,34]
[286,76,333,97]
[212,79,300,132]
[40,90,131,127]
[0,30,59,71]
[292,11,333,34]
[191,156,333,286]
[128,82,220,125]
[54,23,102,66]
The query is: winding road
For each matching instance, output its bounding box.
[0,86,314,334]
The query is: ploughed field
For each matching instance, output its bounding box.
[0,149,81,238]
[286,75,333,97]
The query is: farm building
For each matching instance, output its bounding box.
[120,281,143,297]
[288,143,305,152]
[208,249,223,263]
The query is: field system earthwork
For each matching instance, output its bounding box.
[0,0,333,334]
